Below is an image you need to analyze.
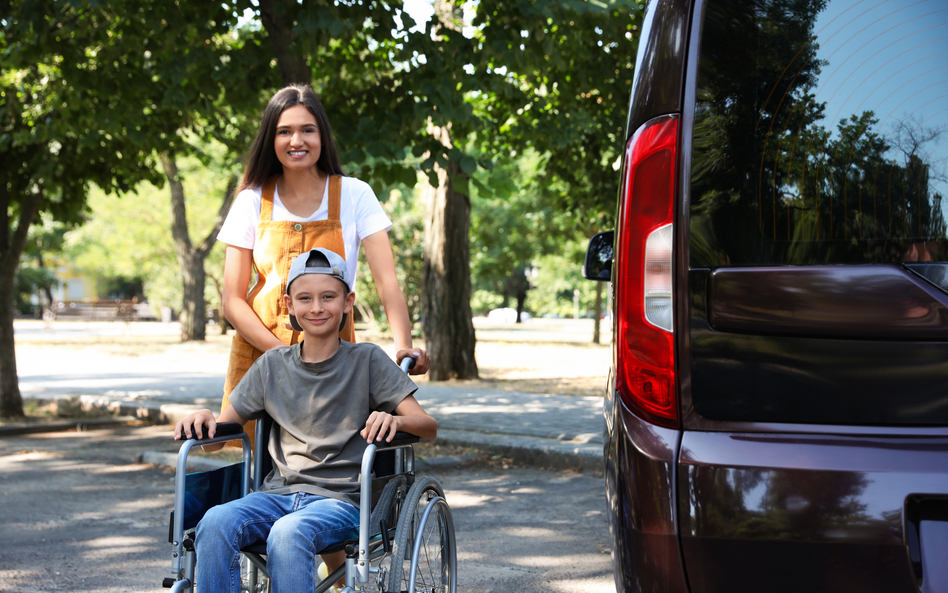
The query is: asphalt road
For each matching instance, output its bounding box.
[0,424,615,593]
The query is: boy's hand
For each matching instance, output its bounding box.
[396,348,430,375]
[362,411,401,443]
[174,409,218,441]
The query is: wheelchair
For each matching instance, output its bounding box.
[162,360,457,593]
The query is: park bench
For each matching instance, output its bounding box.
[51,300,138,322]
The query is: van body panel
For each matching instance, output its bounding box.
[626,0,691,137]
[678,431,948,592]
[606,395,689,593]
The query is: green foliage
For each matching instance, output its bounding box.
[13,266,56,314]
[470,289,505,315]
[65,150,234,313]
[469,147,603,315]
[22,212,70,266]
[1,0,258,210]
[470,149,558,303]
[529,240,603,318]
[471,0,643,228]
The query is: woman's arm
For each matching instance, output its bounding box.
[222,245,286,352]
[362,230,430,374]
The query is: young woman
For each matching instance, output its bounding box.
[217,84,429,414]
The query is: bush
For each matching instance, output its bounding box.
[15,266,57,314]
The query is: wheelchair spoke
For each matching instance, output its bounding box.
[387,477,457,593]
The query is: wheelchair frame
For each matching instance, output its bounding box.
[163,359,457,593]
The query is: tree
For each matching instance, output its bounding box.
[0,0,257,416]
[143,13,270,341]
[469,0,641,342]
[1,3,169,417]
[66,151,238,325]
[415,0,478,379]
[160,154,237,340]
[238,0,645,369]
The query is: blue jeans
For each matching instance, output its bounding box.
[194,491,359,593]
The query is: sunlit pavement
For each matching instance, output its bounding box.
[13,319,604,466]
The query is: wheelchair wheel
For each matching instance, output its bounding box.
[387,476,457,593]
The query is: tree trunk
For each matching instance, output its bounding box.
[592,280,604,344]
[258,0,311,85]
[160,154,237,342]
[0,176,41,419]
[0,265,23,418]
[207,272,231,335]
[421,0,477,380]
[422,125,478,380]
[36,251,55,306]
[179,251,208,341]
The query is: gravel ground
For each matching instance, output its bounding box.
[0,425,614,593]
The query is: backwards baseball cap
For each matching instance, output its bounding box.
[285,248,351,332]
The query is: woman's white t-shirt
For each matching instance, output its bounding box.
[217,176,392,285]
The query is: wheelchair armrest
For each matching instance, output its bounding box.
[375,431,421,451]
[176,422,246,449]
[171,424,252,576]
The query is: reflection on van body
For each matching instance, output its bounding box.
[690,0,948,267]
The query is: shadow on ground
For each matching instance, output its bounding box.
[0,425,614,593]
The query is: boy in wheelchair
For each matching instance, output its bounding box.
[174,247,437,593]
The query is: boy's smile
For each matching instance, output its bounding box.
[285,273,354,339]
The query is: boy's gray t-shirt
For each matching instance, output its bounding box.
[227,340,417,507]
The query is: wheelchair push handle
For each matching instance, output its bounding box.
[399,355,416,373]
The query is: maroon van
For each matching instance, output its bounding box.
[584,1,948,591]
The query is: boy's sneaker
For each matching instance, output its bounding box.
[317,561,342,593]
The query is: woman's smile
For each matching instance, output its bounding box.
[274,105,321,170]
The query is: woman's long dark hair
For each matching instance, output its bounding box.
[238,84,344,193]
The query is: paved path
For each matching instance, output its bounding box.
[14,321,605,467]
[0,425,615,593]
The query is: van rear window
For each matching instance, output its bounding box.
[690,0,948,267]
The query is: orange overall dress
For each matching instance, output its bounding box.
[222,175,355,442]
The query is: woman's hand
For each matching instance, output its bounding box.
[396,348,430,375]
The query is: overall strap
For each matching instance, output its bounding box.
[259,176,278,222]
[328,175,342,221]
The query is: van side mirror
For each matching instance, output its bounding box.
[583,230,614,281]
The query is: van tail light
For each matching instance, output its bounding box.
[615,115,679,428]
